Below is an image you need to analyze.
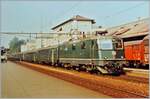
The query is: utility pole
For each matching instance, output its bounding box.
[40,16,44,48]
[138,17,141,21]
[30,33,31,41]
[57,38,60,64]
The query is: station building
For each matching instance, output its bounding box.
[51,15,96,34]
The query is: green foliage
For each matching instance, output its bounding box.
[9,37,25,53]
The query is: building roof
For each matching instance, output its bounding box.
[51,15,95,30]
[143,35,149,40]
[120,32,148,39]
[107,18,149,38]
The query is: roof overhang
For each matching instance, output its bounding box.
[124,40,143,46]
[120,32,149,39]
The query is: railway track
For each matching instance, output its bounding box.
[96,74,149,84]
[54,70,149,98]
[67,72,149,98]
[92,81,148,98]
[118,75,149,83]
[73,69,148,84]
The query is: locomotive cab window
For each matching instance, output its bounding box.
[115,39,123,49]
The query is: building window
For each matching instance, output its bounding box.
[59,27,62,31]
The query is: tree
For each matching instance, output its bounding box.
[9,37,25,53]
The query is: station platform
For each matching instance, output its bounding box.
[1,61,109,98]
[124,68,149,78]
[124,67,149,73]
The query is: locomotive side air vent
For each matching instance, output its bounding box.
[72,44,76,50]
[81,42,86,49]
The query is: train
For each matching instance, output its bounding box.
[1,47,8,63]
[8,35,125,76]
[143,35,149,67]
[123,35,149,69]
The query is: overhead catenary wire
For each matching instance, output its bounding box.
[102,2,145,20]
[51,1,82,29]
[0,2,146,38]
[2,33,35,37]
[0,31,95,35]
[100,2,146,27]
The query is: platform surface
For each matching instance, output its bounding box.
[1,61,109,98]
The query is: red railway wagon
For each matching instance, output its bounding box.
[124,35,149,69]
[142,35,149,66]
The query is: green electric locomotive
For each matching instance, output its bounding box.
[57,36,125,75]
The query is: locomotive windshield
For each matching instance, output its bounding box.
[99,39,113,50]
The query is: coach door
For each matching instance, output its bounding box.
[51,49,54,64]
[33,54,35,62]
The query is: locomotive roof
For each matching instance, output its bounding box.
[18,35,120,54]
[65,35,117,45]
[33,36,112,51]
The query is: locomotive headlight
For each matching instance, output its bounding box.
[104,57,108,59]
[112,51,116,55]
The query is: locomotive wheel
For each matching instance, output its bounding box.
[72,66,77,70]
[67,66,72,70]
[96,71,102,75]
[54,63,58,67]
[75,67,80,72]
[59,63,63,67]
[64,63,71,69]
[64,64,68,69]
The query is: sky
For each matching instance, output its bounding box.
[0,0,149,48]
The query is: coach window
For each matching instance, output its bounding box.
[72,44,76,50]
[81,42,86,49]
[64,47,68,51]
[91,40,94,47]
